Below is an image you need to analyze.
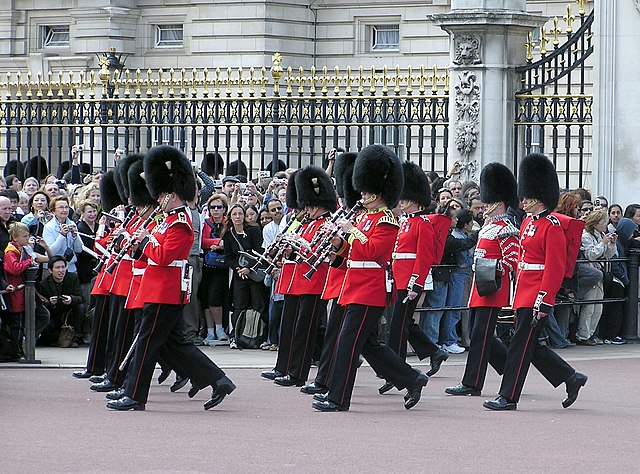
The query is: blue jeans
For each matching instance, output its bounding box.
[420,279,448,344]
[441,269,471,346]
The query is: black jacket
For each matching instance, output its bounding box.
[37,271,83,313]
[223,226,264,270]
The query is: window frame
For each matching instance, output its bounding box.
[41,24,70,48]
[154,24,184,48]
[370,24,400,52]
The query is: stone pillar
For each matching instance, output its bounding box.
[593,2,640,205]
[429,0,545,180]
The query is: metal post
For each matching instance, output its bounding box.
[622,249,640,343]
[19,267,41,364]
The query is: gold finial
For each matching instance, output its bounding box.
[146,69,153,96]
[180,68,187,97]
[357,66,364,95]
[285,66,293,95]
[333,66,340,95]
[271,52,284,94]
[202,68,210,97]
[168,68,175,96]
[576,0,586,16]
[538,26,549,56]
[406,66,413,94]
[419,65,426,94]
[214,68,221,97]
[345,66,352,95]
[135,69,142,96]
[309,66,316,95]
[394,65,401,94]
[563,5,576,34]
[321,66,328,95]
[157,68,164,97]
[443,67,450,94]
[298,66,305,95]
[370,66,376,94]
[525,31,536,61]
[431,65,439,93]
[226,67,232,97]
[382,65,389,94]
[551,17,562,47]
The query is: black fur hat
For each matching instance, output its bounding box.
[115,153,143,202]
[334,152,359,208]
[100,170,124,212]
[226,159,248,178]
[285,170,300,210]
[517,153,560,210]
[201,152,224,177]
[294,166,337,212]
[4,160,24,180]
[264,159,287,174]
[401,161,431,209]
[57,160,70,179]
[128,160,156,207]
[480,162,518,210]
[25,155,48,181]
[143,145,196,202]
[352,145,404,208]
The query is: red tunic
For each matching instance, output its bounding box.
[125,218,160,310]
[135,207,194,306]
[92,227,118,296]
[392,211,434,292]
[321,258,347,301]
[109,214,141,297]
[273,215,306,296]
[288,214,330,295]
[468,215,519,308]
[337,207,398,308]
[512,212,566,312]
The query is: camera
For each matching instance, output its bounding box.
[239,183,247,191]
[213,179,223,188]
[73,144,84,152]
[56,179,67,189]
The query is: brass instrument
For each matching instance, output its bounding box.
[93,207,136,274]
[304,199,364,280]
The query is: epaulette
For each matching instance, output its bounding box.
[546,214,561,226]
[167,209,192,228]
[497,221,519,239]
[377,209,399,228]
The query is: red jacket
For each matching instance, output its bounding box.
[3,242,34,313]
[109,215,141,297]
[135,207,194,305]
[92,225,118,296]
[512,212,566,312]
[337,207,398,308]
[468,215,519,308]
[392,211,434,292]
[125,218,160,310]
[289,214,330,295]
[321,257,347,301]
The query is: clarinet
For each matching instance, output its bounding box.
[93,207,136,274]
[307,206,347,248]
[262,211,309,274]
[304,199,364,280]
[105,205,162,274]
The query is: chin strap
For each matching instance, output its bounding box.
[523,198,539,213]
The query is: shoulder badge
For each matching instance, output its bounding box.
[546,215,561,226]
[497,221,520,239]
[377,209,399,228]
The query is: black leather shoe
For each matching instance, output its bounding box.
[562,372,588,408]
[158,368,171,385]
[72,369,93,379]
[90,379,117,392]
[106,396,145,411]
[274,375,305,387]
[312,400,348,412]
[426,349,449,377]
[106,387,125,400]
[88,373,106,384]
[188,384,200,399]
[300,382,328,395]
[483,396,517,411]
[170,375,189,393]
[445,383,481,396]
[404,372,429,410]
[378,381,395,395]
[204,376,236,410]
[260,369,284,380]
[313,393,328,402]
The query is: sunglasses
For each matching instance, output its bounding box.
[209,205,224,210]
[270,206,283,211]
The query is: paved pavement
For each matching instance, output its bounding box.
[2,343,639,473]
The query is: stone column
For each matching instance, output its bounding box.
[429,0,545,181]
[593,2,640,205]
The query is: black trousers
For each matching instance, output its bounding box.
[461,307,508,390]
[84,295,110,375]
[314,301,347,388]
[124,303,225,404]
[274,295,300,374]
[287,294,326,382]
[600,281,625,340]
[388,290,440,360]
[499,307,575,403]
[327,304,419,409]
[104,295,125,376]
[106,304,137,387]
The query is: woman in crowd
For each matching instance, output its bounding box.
[200,193,230,346]
[76,199,99,341]
[222,203,267,349]
[576,209,617,345]
[22,177,39,198]
[6,174,22,192]
[608,204,623,232]
[435,188,453,210]
[81,182,101,209]
[244,204,260,228]
[42,196,83,274]
[21,191,51,237]
[258,208,273,228]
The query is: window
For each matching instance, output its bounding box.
[41,25,69,48]
[372,125,405,160]
[155,24,184,48]
[371,25,399,51]
[155,126,185,148]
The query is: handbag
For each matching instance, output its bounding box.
[204,219,226,269]
[234,308,266,349]
[232,230,266,283]
[57,310,75,348]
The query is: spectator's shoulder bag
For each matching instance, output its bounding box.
[57,310,75,348]
[203,219,225,269]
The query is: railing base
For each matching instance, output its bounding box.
[18,358,42,365]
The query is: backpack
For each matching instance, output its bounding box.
[234,309,266,349]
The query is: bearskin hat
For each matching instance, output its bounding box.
[294,165,337,212]
[480,162,518,210]
[25,155,48,181]
[401,161,431,209]
[57,160,70,179]
[100,170,124,212]
[114,153,143,202]
[285,169,300,210]
[334,151,359,208]
[264,159,287,175]
[143,145,196,202]
[128,159,156,207]
[201,152,224,177]
[352,144,404,208]
[4,160,24,180]
[226,159,248,179]
[517,153,560,210]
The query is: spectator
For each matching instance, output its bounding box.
[6,174,22,192]
[21,191,51,237]
[42,196,83,273]
[447,179,463,198]
[608,204,623,233]
[258,208,273,228]
[17,191,29,216]
[76,200,99,342]
[435,188,453,211]
[81,183,101,209]
[244,204,259,227]
[37,255,85,348]
[576,209,616,345]
[623,204,640,235]
[261,197,285,350]
[221,175,239,198]
[556,191,581,218]
[200,193,229,345]
[43,182,60,199]
[577,200,594,219]
[0,176,6,191]
[594,196,608,210]
[222,203,267,349]
[0,196,15,258]
[21,177,39,198]
[461,181,480,201]
[1,189,24,221]
[468,195,484,228]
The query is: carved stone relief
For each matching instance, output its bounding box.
[453,34,482,66]
[454,70,480,179]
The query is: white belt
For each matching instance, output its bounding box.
[132,268,145,276]
[518,262,545,271]
[392,252,417,260]
[121,254,134,261]
[148,259,186,268]
[347,260,381,269]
